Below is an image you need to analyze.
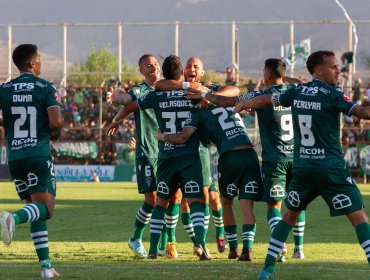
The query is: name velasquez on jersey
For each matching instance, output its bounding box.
[241,84,295,162]
[0,73,60,161]
[137,89,199,158]
[276,79,356,168]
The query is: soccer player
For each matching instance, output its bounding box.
[155,57,238,253]
[233,50,370,279]
[157,88,263,262]
[191,58,306,260]
[107,54,181,259]
[0,44,63,279]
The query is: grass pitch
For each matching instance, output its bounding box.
[0,182,369,279]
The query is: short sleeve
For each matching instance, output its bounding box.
[137,90,155,109]
[332,88,357,116]
[184,108,200,129]
[277,87,295,107]
[46,84,60,109]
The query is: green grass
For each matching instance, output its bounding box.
[0,182,369,279]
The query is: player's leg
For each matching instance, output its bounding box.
[128,158,157,258]
[180,154,209,260]
[148,196,170,259]
[234,148,262,262]
[259,167,315,279]
[347,209,370,265]
[209,182,226,253]
[200,186,210,245]
[180,198,196,244]
[0,157,60,278]
[221,197,239,259]
[163,189,181,259]
[321,167,370,265]
[259,208,301,279]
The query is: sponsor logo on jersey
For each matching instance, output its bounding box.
[12,82,34,91]
[293,100,321,110]
[299,85,318,96]
[332,194,352,210]
[11,138,38,150]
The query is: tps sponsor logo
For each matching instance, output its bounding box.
[299,85,318,96]
[12,82,34,91]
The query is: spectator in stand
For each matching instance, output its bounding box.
[366,83,370,100]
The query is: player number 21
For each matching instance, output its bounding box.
[12,106,37,138]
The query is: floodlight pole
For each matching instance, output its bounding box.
[63,23,67,88]
[174,21,179,56]
[118,23,123,82]
[289,20,295,77]
[348,21,353,89]
[7,24,12,82]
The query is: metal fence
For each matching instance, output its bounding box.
[1,20,370,86]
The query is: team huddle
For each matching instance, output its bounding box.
[107,52,370,279]
[0,44,369,280]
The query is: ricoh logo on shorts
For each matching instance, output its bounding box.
[227,183,237,196]
[270,184,285,198]
[184,181,199,194]
[332,194,352,210]
[244,181,258,194]
[157,181,169,195]
[287,191,300,207]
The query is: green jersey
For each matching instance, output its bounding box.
[186,104,252,156]
[241,84,295,162]
[276,79,356,168]
[0,72,60,161]
[128,82,159,159]
[137,89,199,158]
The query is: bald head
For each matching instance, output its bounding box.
[184,57,204,82]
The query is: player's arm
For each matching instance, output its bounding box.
[283,76,303,84]
[349,105,370,120]
[155,79,208,93]
[201,91,239,107]
[234,94,273,113]
[107,101,139,135]
[156,127,196,145]
[48,107,64,140]
[107,87,133,106]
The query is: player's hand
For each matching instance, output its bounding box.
[233,100,249,114]
[129,137,136,150]
[156,130,165,142]
[188,83,209,94]
[197,98,210,109]
[107,122,119,136]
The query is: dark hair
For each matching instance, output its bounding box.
[306,50,335,75]
[264,58,286,78]
[162,55,182,80]
[138,54,155,67]
[12,44,38,70]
